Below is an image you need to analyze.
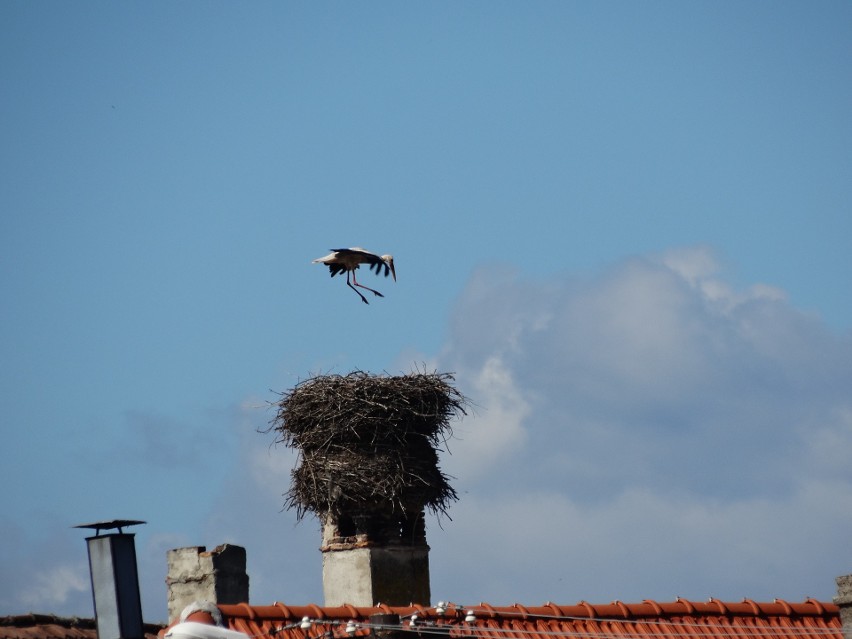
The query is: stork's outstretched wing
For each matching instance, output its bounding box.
[368,260,392,277]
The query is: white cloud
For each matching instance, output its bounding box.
[430,474,852,605]
[17,563,89,609]
[658,245,720,284]
[443,355,531,479]
[427,246,852,602]
[0,520,96,617]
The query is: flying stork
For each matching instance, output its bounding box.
[312,247,396,304]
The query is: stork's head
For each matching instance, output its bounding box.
[381,255,396,281]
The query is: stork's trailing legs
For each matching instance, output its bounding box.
[347,271,384,304]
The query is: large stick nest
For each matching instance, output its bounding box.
[268,371,468,521]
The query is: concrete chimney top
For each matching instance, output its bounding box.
[165,545,249,624]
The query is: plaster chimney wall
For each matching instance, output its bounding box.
[320,515,430,607]
[166,545,249,623]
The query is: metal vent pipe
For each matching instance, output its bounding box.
[76,520,146,639]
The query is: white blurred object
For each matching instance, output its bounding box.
[165,622,250,639]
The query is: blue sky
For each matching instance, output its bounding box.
[2,1,851,624]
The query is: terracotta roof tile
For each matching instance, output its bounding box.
[214,599,841,639]
[0,614,163,639]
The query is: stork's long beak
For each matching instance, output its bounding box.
[389,261,396,281]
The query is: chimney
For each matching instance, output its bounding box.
[76,520,145,639]
[269,372,466,608]
[321,512,430,607]
[836,573,852,639]
[165,544,249,622]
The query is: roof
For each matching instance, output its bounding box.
[0,614,163,639]
[215,599,841,639]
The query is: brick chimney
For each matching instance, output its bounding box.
[165,545,249,622]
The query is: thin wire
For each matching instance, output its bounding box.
[423,624,841,639]
[244,618,841,639]
[422,605,842,634]
[469,618,843,633]
[453,625,842,639]
[453,605,837,630]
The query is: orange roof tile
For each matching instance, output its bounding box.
[214,599,841,639]
[0,615,163,639]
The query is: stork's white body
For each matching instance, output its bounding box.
[313,247,396,304]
